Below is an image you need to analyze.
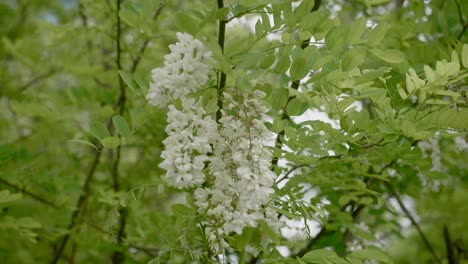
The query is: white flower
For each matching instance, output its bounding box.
[160,97,217,188]
[194,90,279,251]
[418,136,442,171]
[147,32,215,107]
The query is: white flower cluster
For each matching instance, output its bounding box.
[147,33,279,252]
[418,136,442,171]
[195,90,279,250]
[146,32,215,108]
[159,98,217,188]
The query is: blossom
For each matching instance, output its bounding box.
[159,97,218,188]
[146,32,215,107]
[418,135,442,171]
[194,90,279,251]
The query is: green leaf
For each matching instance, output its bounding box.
[89,122,111,141]
[259,220,281,245]
[302,249,339,263]
[294,0,314,19]
[101,137,121,149]
[286,97,309,116]
[326,25,349,53]
[0,190,22,204]
[396,84,408,99]
[217,7,230,20]
[367,24,389,47]
[348,246,393,263]
[174,12,199,34]
[433,90,460,97]
[112,115,131,137]
[341,47,366,71]
[118,70,138,94]
[68,139,99,151]
[290,56,308,80]
[348,17,366,44]
[425,99,450,105]
[260,55,276,69]
[462,44,468,68]
[255,19,263,39]
[274,55,291,73]
[130,106,150,130]
[370,49,405,64]
[171,204,196,216]
[424,65,436,83]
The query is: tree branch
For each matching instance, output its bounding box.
[0,178,59,209]
[454,0,467,40]
[50,150,102,264]
[129,2,166,74]
[110,1,129,263]
[386,182,443,264]
[216,0,227,122]
[19,69,57,92]
[444,224,456,264]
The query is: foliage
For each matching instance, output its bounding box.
[0,0,467,263]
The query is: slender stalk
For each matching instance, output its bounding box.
[386,183,443,264]
[216,0,227,122]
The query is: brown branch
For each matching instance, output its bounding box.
[0,178,59,208]
[386,182,443,264]
[216,0,227,123]
[110,1,129,263]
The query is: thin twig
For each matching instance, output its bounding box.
[129,2,166,74]
[444,224,456,264]
[19,69,57,92]
[0,178,59,208]
[386,182,443,264]
[454,0,467,40]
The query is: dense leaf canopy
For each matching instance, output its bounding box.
[0,0,467,263]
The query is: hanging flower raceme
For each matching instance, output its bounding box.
[147,32,279,253]
[159,97,218,188]
[195,90,279,251]
[146,32,215,108]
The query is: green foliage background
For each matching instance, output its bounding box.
[0,0,467,263]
